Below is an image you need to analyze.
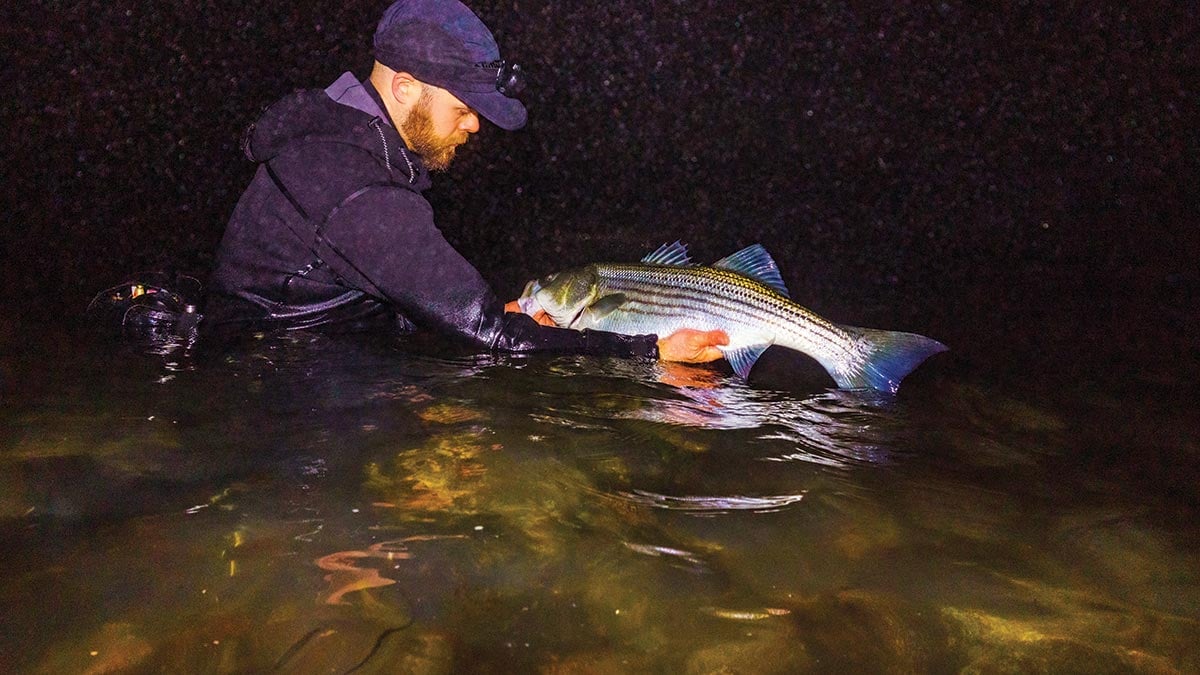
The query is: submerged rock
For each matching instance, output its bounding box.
[943,605,1188,674]
[788,588,951,673]
[940,570,1200,674]
[34,622,152,675]
[684,629,812,675]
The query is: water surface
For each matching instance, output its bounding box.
[1,328,1197,673]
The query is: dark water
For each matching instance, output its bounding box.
[2,0,1195,670]
[2,323,1197,673]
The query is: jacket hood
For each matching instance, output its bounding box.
[242,73,429,188]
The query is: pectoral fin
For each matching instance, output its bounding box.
[718,342,772,379]
[575,293,628,328]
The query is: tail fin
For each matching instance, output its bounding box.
[837,327,948,393]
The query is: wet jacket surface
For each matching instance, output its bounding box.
[208,72,657,358]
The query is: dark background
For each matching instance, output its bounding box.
[2,0,1196,379]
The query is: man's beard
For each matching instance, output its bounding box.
[401,89,467,172]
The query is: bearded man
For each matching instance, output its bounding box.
[208,0,725,362]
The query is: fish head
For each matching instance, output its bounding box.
[526,266,600,328]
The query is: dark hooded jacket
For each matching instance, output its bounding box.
[208,72,657,358]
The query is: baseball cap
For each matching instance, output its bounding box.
[373,0,527,130]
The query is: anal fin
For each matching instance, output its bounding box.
[718,342,771,379]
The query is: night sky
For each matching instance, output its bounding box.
[2,1,1196,374]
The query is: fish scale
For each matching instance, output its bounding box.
[525,243,946,392]
[593,263,857,366]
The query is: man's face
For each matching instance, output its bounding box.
[401,85,480,171]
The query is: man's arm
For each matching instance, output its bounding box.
[313,185,659,357]
[503,300,729,363]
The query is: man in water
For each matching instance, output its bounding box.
[207,0,726,362]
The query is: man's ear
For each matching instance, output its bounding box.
[390,72,421,107]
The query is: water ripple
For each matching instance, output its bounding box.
[616,489,806,515]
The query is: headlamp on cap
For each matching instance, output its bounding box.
[478,60,526,97]
[372,14,530,130]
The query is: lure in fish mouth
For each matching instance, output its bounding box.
[519,241,947,393]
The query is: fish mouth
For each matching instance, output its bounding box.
[517,280,544,315]
[517,295,543,315]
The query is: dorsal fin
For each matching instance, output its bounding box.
[712,245,790,297]
[641,241,692,266]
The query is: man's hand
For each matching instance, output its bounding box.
[657,328,729,363]
[505,299,727,361]
[504,300,556,327]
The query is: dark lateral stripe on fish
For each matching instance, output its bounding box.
[646,297,854,361]
[602,267,827,319]
[603,269,782,308]
[600,275,847,345]
[609,287,765,323]
[607,280,831,328]
[614,301,848,356]
[602,297,854,364]
[617,289,790,327]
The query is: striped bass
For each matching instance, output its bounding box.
[519,242,946,393]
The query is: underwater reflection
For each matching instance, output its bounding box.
[446,355,913,521]
[497,355,906,469]
[622,371,905,468]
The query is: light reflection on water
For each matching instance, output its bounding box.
[1,331,1198,673]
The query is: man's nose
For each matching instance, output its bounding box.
[461,112,480,134]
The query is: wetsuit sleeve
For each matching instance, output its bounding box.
[315,185,658,358]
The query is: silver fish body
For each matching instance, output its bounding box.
[524,242,946,393]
